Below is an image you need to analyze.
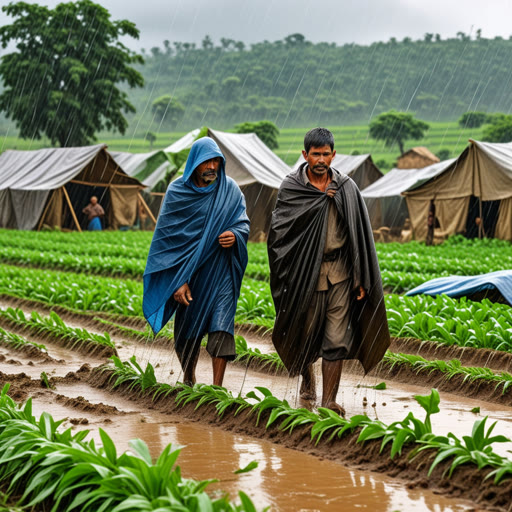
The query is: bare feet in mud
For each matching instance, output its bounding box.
[322,401,346,417]
[300,365,316,401]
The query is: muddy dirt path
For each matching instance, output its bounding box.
[1,370,475,512]
[2,296,512,510]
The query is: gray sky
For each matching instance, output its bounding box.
[1,0,512,52]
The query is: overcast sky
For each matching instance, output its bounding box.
[1,0,512,53]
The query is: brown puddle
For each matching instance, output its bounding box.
[27,391,474,512]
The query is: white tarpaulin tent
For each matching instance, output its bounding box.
[164,129,201,154]
[403,140,512,241]
[362,159,457,229]
[208,129,291,240]
[293,153,383,190]
[0,144,145,231]
[110,150,171,191]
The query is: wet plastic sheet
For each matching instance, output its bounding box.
[268,164,390,376]
[406,270,512,306]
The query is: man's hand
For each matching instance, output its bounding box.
[174,283,193,306]
[326,188,336,198]
[218,231,236,248]
[356,286,366,301]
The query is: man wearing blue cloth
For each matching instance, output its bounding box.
[143,137,250,387]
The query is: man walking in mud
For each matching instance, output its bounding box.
[143,137,250,387]
[268,127,390,415]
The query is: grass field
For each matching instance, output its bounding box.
[0,121,485,170]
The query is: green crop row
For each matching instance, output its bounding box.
[386,295,512,352]
[0,246,145,278]
[0,265,142,316]
[0,307,116,355]
[385,352,512,394]
[3,230,510,284]
[104,356,512,485]
[0,265,510,354]
[0,325,47,353]
[0,384,260,512]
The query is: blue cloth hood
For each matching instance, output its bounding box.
[143,138,250,336]
[182,137,225,185]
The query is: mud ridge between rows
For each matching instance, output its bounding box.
[0,316,116,359]
[0,339,56,363]
[5,294,512,373]
[391,337,512,373]
[0,294,148,330]
[0,367,125,419]
[79,366,511,512]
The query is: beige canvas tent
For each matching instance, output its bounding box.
[403,140,512,242]
[208,129,291,241]
[397,147,440,169]
[362,159,457,230]
[0,144,147,231]
[293,153,383,190]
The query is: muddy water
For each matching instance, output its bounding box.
[28,387,473,512]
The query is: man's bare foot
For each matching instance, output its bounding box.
[183,374,196,387]
[300,365,316,400]
[322,401,346,417]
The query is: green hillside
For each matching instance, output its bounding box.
[123,33,512,132]
[0,120,484,170]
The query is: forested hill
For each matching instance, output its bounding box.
[131,32,512,130]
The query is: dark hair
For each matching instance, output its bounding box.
[304,127,335,153]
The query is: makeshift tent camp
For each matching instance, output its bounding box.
[403,140,512,242]
[0,144,146,231]
[362,159,457,230]
[110,150,171,190]
[293,153,383,190]
[208,129,291,240]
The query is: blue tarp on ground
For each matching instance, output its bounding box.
[406,270,512,306]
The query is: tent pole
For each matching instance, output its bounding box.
[137,192,157,224]
[478,197,483,239]
[62,186,82,233]
[37,190,56,231]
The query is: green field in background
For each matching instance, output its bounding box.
[0,121,485,170]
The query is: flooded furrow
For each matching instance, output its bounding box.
[28,385,474,512]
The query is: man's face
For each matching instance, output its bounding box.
[90,196,98,205]
[302,145,336,176]
[195,157,222,184]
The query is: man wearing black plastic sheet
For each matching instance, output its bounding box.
[268,128,390,415]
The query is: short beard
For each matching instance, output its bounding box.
[200,171,217,184]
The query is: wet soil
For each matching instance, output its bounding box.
[2,294,512,510]
[0,369,477,512]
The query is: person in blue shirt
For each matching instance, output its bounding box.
[143,137,250,387]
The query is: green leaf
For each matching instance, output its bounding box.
[234,460,259,474]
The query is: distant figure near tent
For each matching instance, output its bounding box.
[82,196,104,231]
[143,137,250,387]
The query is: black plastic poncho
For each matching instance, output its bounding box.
[268,165,390,376]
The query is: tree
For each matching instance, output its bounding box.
[369,110,430,155]
[0,0,144,147]
[151,95,185,126]
[234,120,280,149]
[482,116,512,143]
[145,131,156,148]
[458,111,488,128]
[436,149,451,160]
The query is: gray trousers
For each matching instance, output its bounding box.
[302,279,354,362]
